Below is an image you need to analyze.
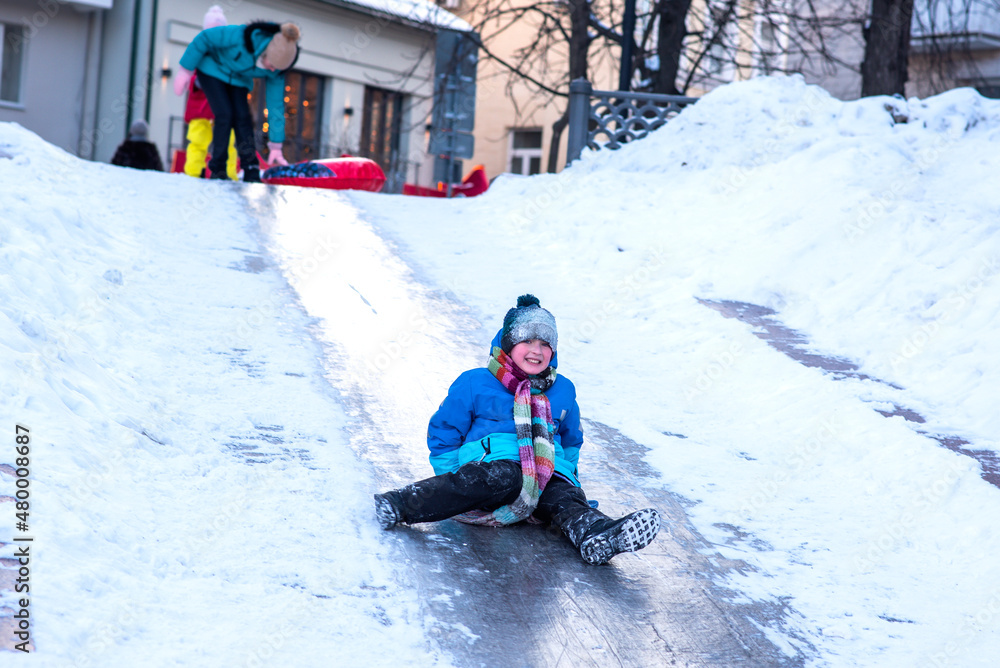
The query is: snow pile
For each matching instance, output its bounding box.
[360,75,1000,666]
[0,125,439,665]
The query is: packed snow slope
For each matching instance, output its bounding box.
[1,74,998,666]
[0,129,441,665]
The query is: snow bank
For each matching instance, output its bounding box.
[0,123,441,665]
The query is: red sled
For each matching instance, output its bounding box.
[403,164,489,198]
[262,157,386,192]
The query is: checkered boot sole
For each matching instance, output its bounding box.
[374,493,401,530]
[579,508,660,565]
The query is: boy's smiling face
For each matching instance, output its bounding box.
[509,339,553,375]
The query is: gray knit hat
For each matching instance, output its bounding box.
[128,119,149,141]
[500,294,557,353]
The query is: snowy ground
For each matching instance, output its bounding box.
[3,75,1000,666]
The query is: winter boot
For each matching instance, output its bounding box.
[242,166,262,183]
[577,508,660,565]
[374,491,405,530]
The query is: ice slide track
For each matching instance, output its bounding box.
[371,418,812,667]
[239,187,810,666]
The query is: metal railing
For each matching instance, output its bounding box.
[566,78,698,164]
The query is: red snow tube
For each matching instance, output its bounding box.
[262,157,386,192]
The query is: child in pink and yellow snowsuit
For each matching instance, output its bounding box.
[182,6,237,180]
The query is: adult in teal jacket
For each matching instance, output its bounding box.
[174,21,300,182]
[373,295,661,566]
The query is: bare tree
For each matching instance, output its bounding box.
[466,0,610,171]
[633,0,866,96]
[861,0,914,95]
[652,0,695,95]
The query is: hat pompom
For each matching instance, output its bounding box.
[202,5,227,29]
[516,294,540,308]
[501,294,557,354]
[281,23,301,41]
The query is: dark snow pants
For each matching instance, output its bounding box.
[392,460,606,544]
[196,72,260,177]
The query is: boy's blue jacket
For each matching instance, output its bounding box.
[427,331,584,486]
[179,23,296,142]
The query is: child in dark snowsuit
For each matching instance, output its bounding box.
[375,295,660,565]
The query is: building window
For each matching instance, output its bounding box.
[1,23,26,105]
[753,17,787,76]
[508,129,542,175]
[250,70,325,163]
[360,85,404,176]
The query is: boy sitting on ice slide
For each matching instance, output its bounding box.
[375,294,660,565]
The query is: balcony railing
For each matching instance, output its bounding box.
[567,78,698,164]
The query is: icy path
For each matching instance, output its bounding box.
[248,186,810,666]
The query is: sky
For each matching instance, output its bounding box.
[2,74,1000,666]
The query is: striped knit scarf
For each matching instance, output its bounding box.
[454,347,557,526]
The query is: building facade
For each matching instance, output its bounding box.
[449,0,620,179]
[0,0,471,189]
[444,0,1000,180]
[909,0,1000,98]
